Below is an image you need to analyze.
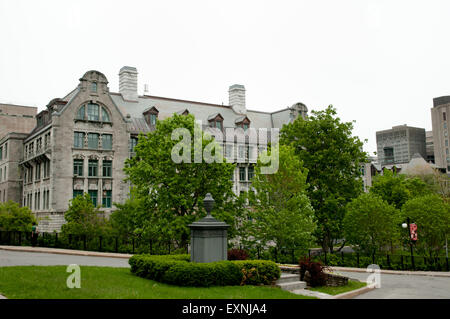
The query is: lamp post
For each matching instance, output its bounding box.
[402,217,416,270]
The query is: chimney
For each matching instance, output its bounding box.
[119,66,138,101]
[229,84,246,114]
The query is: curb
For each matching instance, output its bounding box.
[330,266,450,278]
[279,264,450,278]
[0,246,132,259]
[332,284,375,299]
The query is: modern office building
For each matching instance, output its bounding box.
[376,125,426,166]
[426,130,435,163]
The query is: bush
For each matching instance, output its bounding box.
[227,249,249,260]
[0,201,36,232]
[163,261,242,287]
[299,257,327,287]
[129,254,280,287]
[233,260,281,285]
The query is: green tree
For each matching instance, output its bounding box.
[245,144,316,255]
[343,193,400,256]
[401,194,450,258]
[280,105,368,253]
[0,201,36,232]
[61,193,109,236]
[124,113,244,249]
[370,169,432,209]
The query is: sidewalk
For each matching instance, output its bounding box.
[279,264,450,278]
[0,245,132,259]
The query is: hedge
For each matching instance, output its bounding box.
[128,254,280,287]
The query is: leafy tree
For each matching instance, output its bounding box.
[124,113,244,249]
[61,193,110,236]
[244,144,316,255]
[370,169,432,209]
[343,193,400,256]
[401,194,450,258]
[0,201,36,232]
[280,105,368,253]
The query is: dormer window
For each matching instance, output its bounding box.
[235,116,250,131]
[208,113,224,130]
[143,106,159,126]
[91,82,97,93]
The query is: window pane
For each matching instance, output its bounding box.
[91,82,97,92]
[76,106,85,120]
[73,190,83,199]
[87,103,99,121]
[150,114,157,125]
[102,134,112,150]
[102,190,112,208]
[88,190,97,206]
[130,137,138,152]
[239,167,246,181]
[103,160,112,177]
[74,132,84,148]
[88,133,99,149]
[74,159,83,176]
[88,160,98,176]
[248,166,254,180]
[102,107,110,122]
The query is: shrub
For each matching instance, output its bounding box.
[163,261,242,287]
[232,260,280,285]
[227,248,249,260]
[299,257,327,287]
[129,254,280,287]
[0,201,36,232]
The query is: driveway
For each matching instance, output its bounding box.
[338,270,450,299]
[0,249,130,268]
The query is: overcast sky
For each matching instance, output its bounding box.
[1,0,450,154]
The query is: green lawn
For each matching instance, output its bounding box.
[308,280,366,296]
[0,266,315,299]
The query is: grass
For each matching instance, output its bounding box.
[0,266,316,299]
[308,280,366,296]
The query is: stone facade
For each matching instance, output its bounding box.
[431,96,450,172]
[8,67,307,232]
[0,133,29,204]
[0,104,37,138]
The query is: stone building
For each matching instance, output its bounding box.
[13,66,307,232]
[0,104,37,205]
[376,125,426,166]
[0,103,37,138]
[431,96,450,172]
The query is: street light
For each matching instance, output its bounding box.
[402,217,416,270]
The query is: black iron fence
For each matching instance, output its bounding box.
[0,231,185,255]
[246,246,449,272]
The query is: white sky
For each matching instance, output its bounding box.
[1,0,450,154]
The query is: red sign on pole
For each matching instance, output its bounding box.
[410,223,418,241]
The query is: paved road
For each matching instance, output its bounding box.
[338,271,450,299]
[0,250,130,268]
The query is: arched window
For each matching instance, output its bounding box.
[76,105,85,120]
[102,107,110,122]
[87,103,99,121]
